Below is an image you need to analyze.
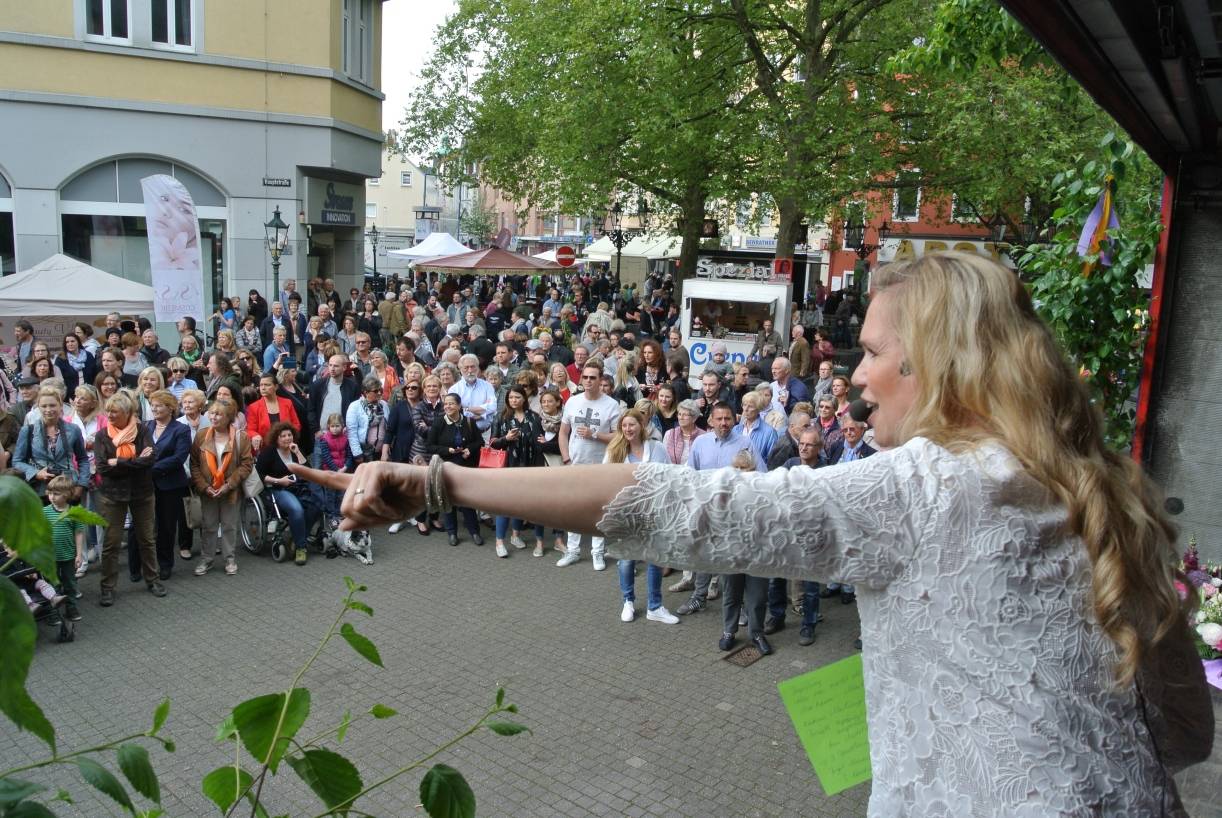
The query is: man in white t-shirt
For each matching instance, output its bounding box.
[557,362,622,569]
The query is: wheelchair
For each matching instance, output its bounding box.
[239,485,327,562]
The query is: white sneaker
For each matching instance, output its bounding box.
[495,541,508,558]
[592,553,606,571]
[621,601,635,622]
[75,564,88,579]
[647,606,680,625]
[532,542,544,558]
[388,522,405,534]
[556,551,580,567]
[510,535,527,550]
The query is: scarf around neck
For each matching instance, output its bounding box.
[107,416,138,459]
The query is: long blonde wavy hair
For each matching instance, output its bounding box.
[872,251,1187,685]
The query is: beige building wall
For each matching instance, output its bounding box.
[0,0,383,134]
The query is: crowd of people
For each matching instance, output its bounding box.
[1,270,862,655]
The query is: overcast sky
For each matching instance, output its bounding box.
[381,0,459,135]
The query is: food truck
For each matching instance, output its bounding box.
[680,256,795,383]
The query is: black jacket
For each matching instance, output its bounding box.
[307,377,360,433]
[384,400,417,463]
[426,414,481,468]
[53,353,97,399]
[147,419,191,491]
[94,422,156,502]
[488,410,544,467]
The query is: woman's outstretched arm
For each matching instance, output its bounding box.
[290,460,639,536]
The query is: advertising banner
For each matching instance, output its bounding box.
[141,174,205,323]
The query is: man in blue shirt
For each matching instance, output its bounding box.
[821,417,876,605]
[448,354,498,433]
[732,392,778,463]
[769,356,810,413]
[768,426,827,646]
[680,402,771,654]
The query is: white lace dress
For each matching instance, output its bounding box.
[597,437,1182,817]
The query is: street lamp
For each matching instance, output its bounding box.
[843,217,889,259]
[264,206,289,301]
[365,223,381,291]
[599,197,651,287]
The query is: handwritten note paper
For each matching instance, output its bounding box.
[777,654,871,795]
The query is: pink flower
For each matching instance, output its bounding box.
[1175,580,1189,600]
[1203,582,1218,598]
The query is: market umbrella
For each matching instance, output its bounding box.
[416,247,563,277]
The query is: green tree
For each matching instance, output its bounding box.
[399,0,754,282]
[889,0,1117,236]
[458,190,498,246]
[693,0,931,259]
[1020,133,1163,449]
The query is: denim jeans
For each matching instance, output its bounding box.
[767,577,823,625]
[443,506,480,535]
[494,516,547,540]
[618,560,662,610]
[270,488,320,551]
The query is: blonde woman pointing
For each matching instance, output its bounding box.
[295,252,1213,817]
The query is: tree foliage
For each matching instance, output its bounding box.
[890,0,1116,234]
[1,481,526,818]
[1020,133,1164,449]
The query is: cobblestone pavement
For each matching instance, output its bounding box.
[3,526,872,818]
[4,525,1221,818]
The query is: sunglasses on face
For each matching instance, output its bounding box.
[171,368,187,374]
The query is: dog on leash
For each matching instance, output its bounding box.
[322,517,373,565]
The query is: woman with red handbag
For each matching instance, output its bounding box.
[425,393,482,546]
[488,386,545,558]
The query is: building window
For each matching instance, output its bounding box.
[151,0,193,48]
[950,194,973,222]
[892,170,921,221]
[368,175,380,186]
[365,203,377,219]
[400,171,412,187]
[342,0,374,82]
[85,0,130,41]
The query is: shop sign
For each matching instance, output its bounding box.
[688,339,748,366]
[744,236,776,249]
[305,178,363,227]
[696,258,780,281]
[877,237,1014,267]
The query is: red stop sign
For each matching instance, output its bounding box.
[556,245,577,267]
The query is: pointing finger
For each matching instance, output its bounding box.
[288,462,352,491]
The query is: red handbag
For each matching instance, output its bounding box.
[478,446,508,468]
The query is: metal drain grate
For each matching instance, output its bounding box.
[723,644,764,667]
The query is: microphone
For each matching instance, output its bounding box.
[848,399,875,423]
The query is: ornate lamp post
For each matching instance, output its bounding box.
[263,206,290,301]
[365,223,381,291]
[601,197,650,287]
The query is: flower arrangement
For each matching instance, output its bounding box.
[1178,536,1222,660]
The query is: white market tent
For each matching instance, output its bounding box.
[387,232,471,259]
[531,249,558,262]
[581,236,616,262]
[0,253,155,315]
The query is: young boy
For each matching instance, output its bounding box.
[44,475,85,622]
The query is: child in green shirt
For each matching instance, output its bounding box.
[44,475,85,622]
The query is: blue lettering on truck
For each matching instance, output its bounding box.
[689,341,747,366]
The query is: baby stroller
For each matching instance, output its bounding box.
[4,563,74,643]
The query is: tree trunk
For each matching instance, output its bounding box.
[774,195,801,261]
[673,179,708,287]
